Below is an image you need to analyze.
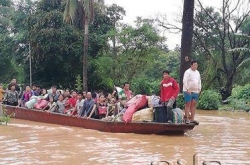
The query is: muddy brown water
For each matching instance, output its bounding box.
[0,110,250,165]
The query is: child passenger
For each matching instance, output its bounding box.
[97,94,108,119]
[107,97,116,116]
[21,86,33,107]
[57,94,66,114]
[40,88,47,96]
[45,97,57,112]
[68,92,84,116]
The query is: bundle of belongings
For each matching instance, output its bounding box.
[102,87,184,123]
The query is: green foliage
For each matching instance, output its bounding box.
[0,104,14,125]
[230,84,250,101]
[145,50,179,81]
[197,90,221,110]
[220,98,250,112]
[132,78,160,95]
[75,75,82,91]
[0,0,23,83]
[193,3,250,97]
[221,84,250,112]
[94,17,165,89]
[176,94,185,109]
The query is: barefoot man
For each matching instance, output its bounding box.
[183,60,201,124]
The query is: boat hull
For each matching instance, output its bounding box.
[5,106,195,135]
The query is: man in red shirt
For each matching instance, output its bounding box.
[159,70,179,123]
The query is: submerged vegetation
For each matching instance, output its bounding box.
[0,104,14,125]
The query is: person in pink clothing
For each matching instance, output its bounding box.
[21,86,34,107]
[123,82,132,101]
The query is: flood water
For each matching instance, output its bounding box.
[0,110,250,165]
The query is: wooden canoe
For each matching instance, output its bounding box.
[5,106,196,135]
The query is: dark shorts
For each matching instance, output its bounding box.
[184,92,199,103]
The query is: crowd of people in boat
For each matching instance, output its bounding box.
[0,79,134,120]
[0,61,201,124]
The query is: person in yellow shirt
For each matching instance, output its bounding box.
[0,84,5,102]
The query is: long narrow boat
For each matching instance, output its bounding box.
[5,106,196,135]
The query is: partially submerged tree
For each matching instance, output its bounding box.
[193,0,250,98]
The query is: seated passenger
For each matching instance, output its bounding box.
[63,88,71,98]
[32,85,41,96]
[57,94,66,114]
[96,94,108,119]
[68,91,77,112]
[82,91,87,99]
[115,83,133,113]
[47,86,59,101]
[92,92,98,103]
[40,88,47,96]
[45,86,59,112]
[107,97,116,116]
[117,89,127,113]
[64,95,71,113]
[68,92,84,116]
[79,92,95,118]
[3,84,19,106]
[21,86,34,107]
[45,97,57,112]
[123,82,133,101]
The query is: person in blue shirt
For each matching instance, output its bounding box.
[79,92,95,118]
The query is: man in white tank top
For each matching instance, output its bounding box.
[183,60,201,124]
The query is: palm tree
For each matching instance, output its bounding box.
[229,34,250,69]
[64,0,104,91]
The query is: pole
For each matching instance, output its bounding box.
[29,43,32,87]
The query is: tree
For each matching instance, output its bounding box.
[12,0,111,88]
[193,0,250,98]
[180,0,195,92]
[94,18,164,89]
[64,0,104,91]
[28,0,85,87]
[106,4,126,56]
[157,0,195,91]
[0,0,24,83]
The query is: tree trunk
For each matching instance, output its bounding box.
[83,17,89,91]
[222,72,234,100]
[179,0,195,92]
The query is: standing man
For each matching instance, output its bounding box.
[159,70,179,123]
[183,60,201,124]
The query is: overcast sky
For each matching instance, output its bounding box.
[105,0,222,50]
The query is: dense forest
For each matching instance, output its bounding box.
[1,0,250,101]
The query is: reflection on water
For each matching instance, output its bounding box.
[0,110,250,165]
